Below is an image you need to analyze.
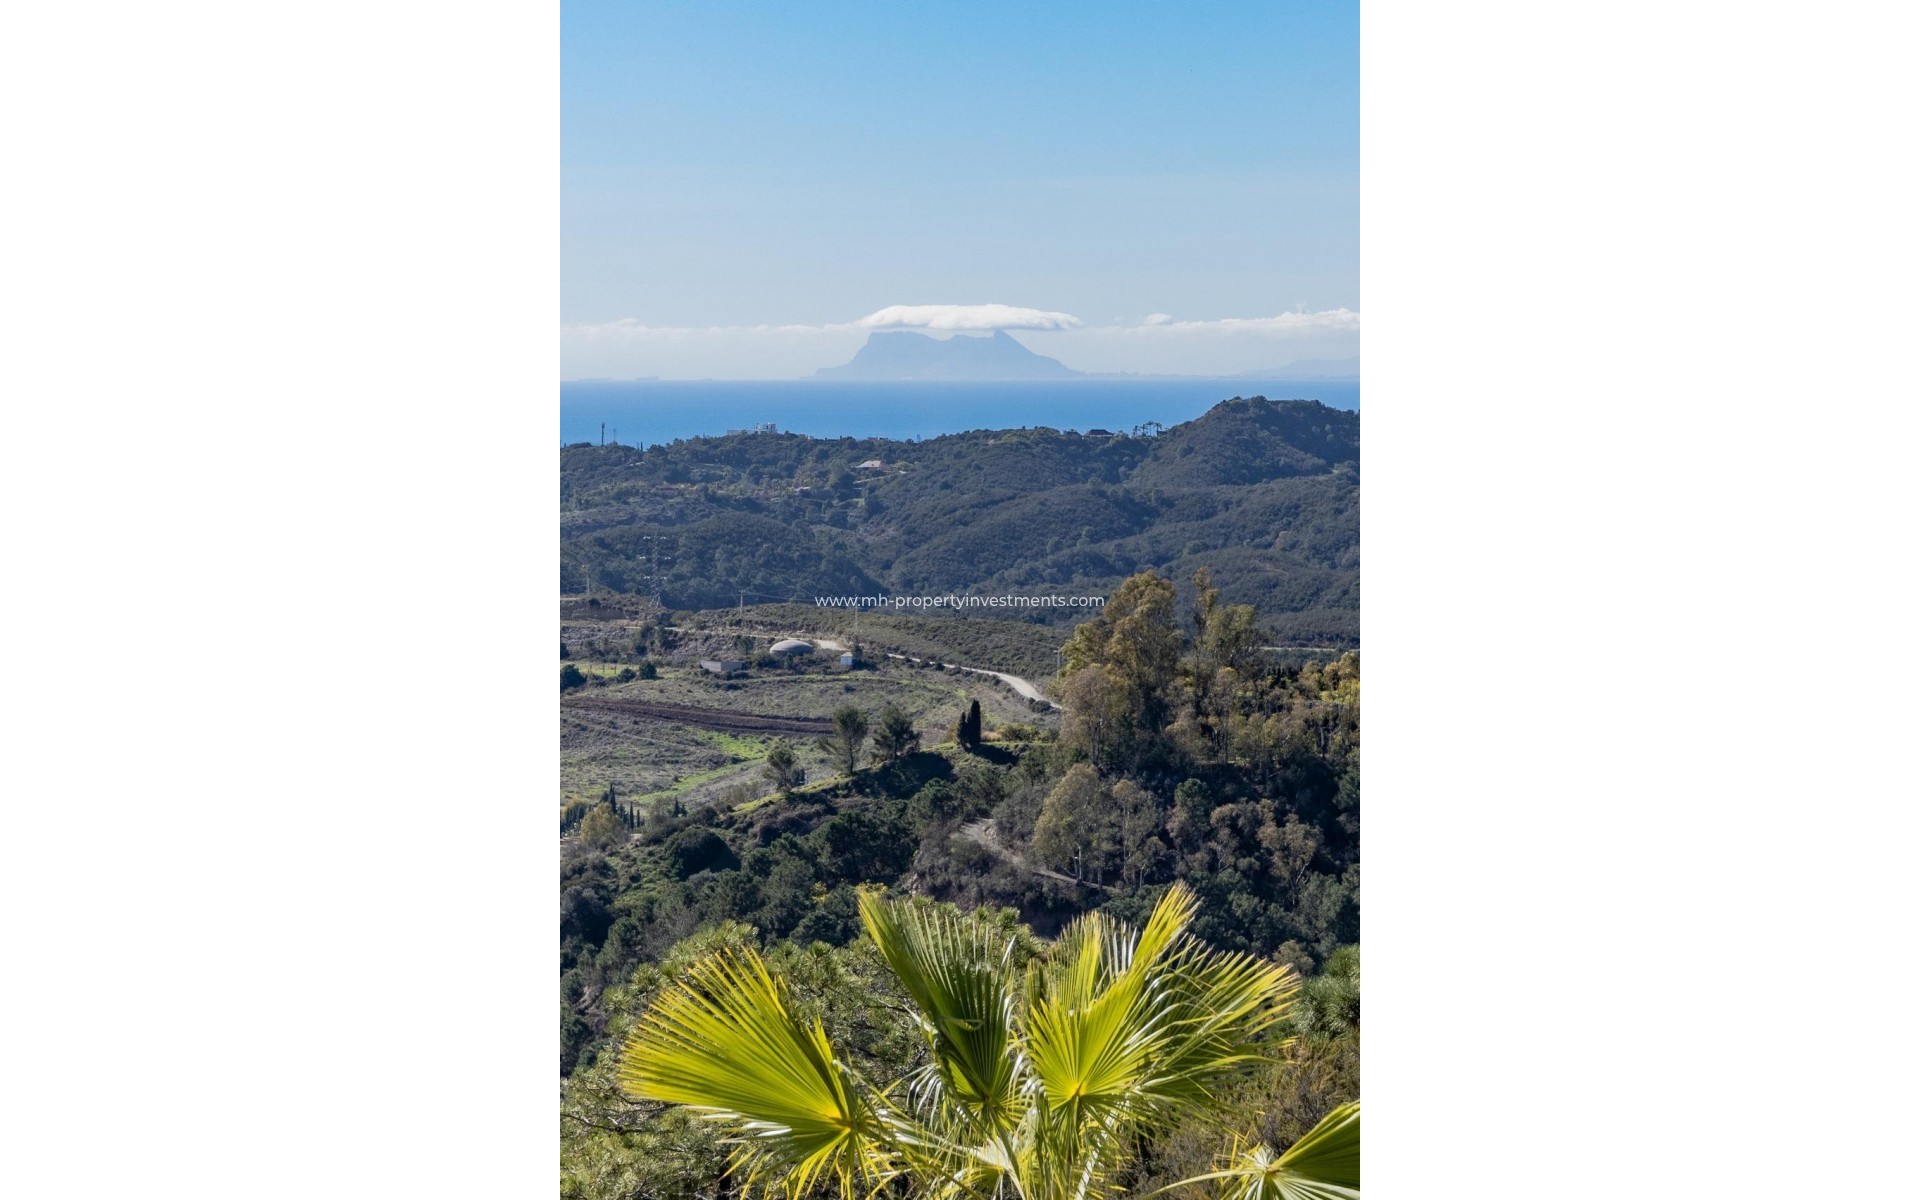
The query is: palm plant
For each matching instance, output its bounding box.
[620,883,1359,1199]
[1171,1105,1360,1200]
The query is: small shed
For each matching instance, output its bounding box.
[700,659,746,675]
[839,652,857,668]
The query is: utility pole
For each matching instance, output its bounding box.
[600,422,605,446]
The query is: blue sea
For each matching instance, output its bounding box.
[560,379,1358,446]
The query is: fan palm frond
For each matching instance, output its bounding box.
[619,948,890,1197]
[1161,1103,1360,1200]
[622,884,1360,1199]
[858,890,1023,1133]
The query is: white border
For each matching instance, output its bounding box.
[6,2,1919,1196]
[4,2,556,1196]
[1365,2,1919,1194]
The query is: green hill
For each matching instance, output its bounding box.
[561,397,1359,645]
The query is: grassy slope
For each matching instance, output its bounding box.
[560,657,1055,814]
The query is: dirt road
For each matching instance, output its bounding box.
[881,653,1057,708]
[957,818,1108,891]
[670,626,1058,709]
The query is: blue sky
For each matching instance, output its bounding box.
[562,1,1357,378]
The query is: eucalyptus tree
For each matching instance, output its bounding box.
[620,883,1359,1199]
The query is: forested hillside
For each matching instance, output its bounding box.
[561,397,1359,645]
[561,569,1359,1198]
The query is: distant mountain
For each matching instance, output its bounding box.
[1233,357,1359,380]
[813,330,1085,381]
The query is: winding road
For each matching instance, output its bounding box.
[810,636,1058,709]
[667,626,1058,709]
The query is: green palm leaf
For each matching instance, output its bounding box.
[619,947,889,1197]
[1026,884,1289,1115]
[1162,1103,1360,1200]
[622,886,1358,1200]
[1138,940,1299,1106]
[857,890,1023,1132]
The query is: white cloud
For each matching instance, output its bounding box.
[1022,308,1360,375]
[1100,308,1361,337]
[853,304,1083,332]
[562,301,1085,343]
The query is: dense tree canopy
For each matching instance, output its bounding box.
[559,567,1361,1197]
[561,399,1358,645]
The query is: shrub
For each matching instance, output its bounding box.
[663,827,738,879]
[762,739,802,795]
[576,805,625,850]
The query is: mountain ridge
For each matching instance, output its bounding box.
[812,330,1084,381]
[561,397,1359,645]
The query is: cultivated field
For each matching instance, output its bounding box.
[559,626,1058,819]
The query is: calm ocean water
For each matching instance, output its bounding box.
[560,379,1359,446]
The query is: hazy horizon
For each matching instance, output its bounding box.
[562,2,1359,379]
[561,332,1359,383]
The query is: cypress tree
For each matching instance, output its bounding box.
[955,698,984,750]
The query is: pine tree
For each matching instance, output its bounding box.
[870,706,920,766]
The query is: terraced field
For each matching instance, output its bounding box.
[561,695,834,737]
[559,651,1056,819]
